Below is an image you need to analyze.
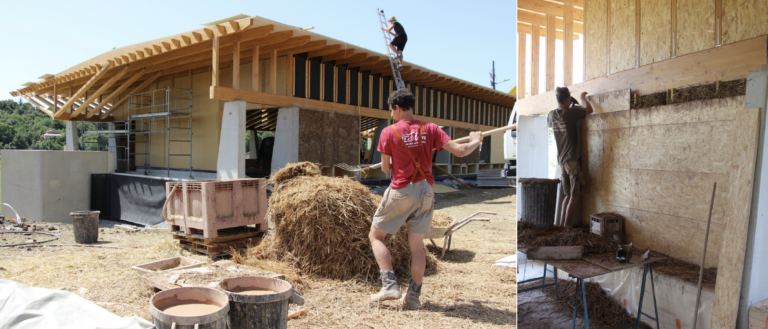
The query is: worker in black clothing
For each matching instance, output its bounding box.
[383,16,407,71]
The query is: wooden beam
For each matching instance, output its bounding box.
[531,25,540,96]
[100,70,163,119]
[270,50,277,94]
[233,41,240,89]
[518,23,578,40]
[671,0,677,57]
[87,67,146,118]
[348,57,382,68]
[519,0,584,21]
[54,63,112,118]
[546,15,556,91]
[210,86,496,131]
[715,0,722,46]
[72,65,129,117]
[252,46,260,92]
[239,30,294,50]
[526,246,584,260]
[287,54,293,96]
[308,45,343,58]
[323,49,356,62]
[335,52,369,66]
[24,95,53,117]
[516,36,767,116]
[564,4,574,86]
[212,37,219,87]
[547,0,584,8]
[518,32,527,100]
[257,36,311,54]
[518,10,584,34]
[276,40,327,57]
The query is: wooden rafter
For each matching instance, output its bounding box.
[519,0,583,22]
[100,70,163,119]
[308,45,343,58]
[277,40,327,56]
[71,65,130,117]
[518,10,583,35]
[87,68,146,118]
[24,95,54,117]
[54,63,112,118]
[323,49,356,62]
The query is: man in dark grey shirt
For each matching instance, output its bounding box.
[547,87,593,227]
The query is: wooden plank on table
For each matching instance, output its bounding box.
[517,36,766,116]
[583,253,667,271]
[711,108,760,329]
[527,246,584,260]
[546,15,556,91]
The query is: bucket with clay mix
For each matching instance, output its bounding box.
[150,286,230,329]
[219,276,305,329]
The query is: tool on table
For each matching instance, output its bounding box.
[377,8,405,90]
[692,182,717,329]
[616,243,633,263]
[335,124,517,172]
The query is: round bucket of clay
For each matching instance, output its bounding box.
[219,276,304,329]
[150,286,229,329]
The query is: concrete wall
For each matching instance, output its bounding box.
[271,107,300,173]
[0,150,115,223]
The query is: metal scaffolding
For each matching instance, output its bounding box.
[128,87,193,178]
[81,122,130,172]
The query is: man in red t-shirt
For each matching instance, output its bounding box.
[369,89,482,309]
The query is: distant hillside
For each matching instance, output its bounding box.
[0,100,105,150]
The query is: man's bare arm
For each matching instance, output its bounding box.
[442,131,482,157]
[381,154,392,173]
[580,92,594,115]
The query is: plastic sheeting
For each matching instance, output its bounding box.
[518,254,714,329]
[0,280,153,329]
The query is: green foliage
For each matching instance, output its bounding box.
[0,100,67,150]
[245,130,275,153]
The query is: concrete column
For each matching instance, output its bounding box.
[65,121,78,151]
[248,130,258,159]
[371,119,391,164]
[738,69,768,329]
[107,123,117,152]
[271,107,300,173]
[216,101,246,179]
[515,115,549,221]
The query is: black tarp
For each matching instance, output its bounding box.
[91,174,172,226]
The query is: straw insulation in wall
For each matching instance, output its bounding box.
[640,0,671,66]
[581,93,756,269]
[298,109,359,166]
[585,0,608,80]
[609,0,636,74]
[676,0,715,56]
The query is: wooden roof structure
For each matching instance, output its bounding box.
[12,15,515,124]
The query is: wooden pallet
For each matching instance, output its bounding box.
[172,226,264,260]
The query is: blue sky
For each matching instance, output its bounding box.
[0,0,516,101]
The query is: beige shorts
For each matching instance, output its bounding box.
[372,180,434,235]
[561,160,584,196]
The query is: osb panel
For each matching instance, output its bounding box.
[452,127,480,164]
[609,0,636,74]
[711,108,760,329]
[298,109,359,166]
[586,89,631,114]
[602,128,631,169]
[631,96,743,127]
[597,168,632,208]
[627,209,723,268]
[581,130,603,198]
[585,0,608,80]
[628,121,736,174]
[676,0,715,56]
[631,169,730,225]
[640,0,672,65]
[722,0,768,45]
[585,114,604,131]
[583,110,631,131]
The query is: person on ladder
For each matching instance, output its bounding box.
[368,89,481,309]
[382,16,407,71]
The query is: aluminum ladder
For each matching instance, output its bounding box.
[377,8,406,90]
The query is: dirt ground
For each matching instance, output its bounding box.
[0,186,517,328]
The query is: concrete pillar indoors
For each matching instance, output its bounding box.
[371,119,391,164]
[737,69,768,329]
[65,121,78,151]
[248,130,258,159]
[271,107,300,174]
[515,115,549,222]
[107,123,117,152]
[217,101,246,179]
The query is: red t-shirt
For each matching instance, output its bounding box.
[377,120,452,189]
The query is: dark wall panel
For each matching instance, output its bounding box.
[349,67,359,106]
[293,53,308,98]
[372,74,381,109]
[361,71,370,107]
[309,57,321,100]
[323,60,335,101]
[425,88,432,117]
[336,64,347,104]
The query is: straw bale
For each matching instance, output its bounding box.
[242,162,437,282]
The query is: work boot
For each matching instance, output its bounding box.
[401,278,422,309]
[370,270,401,302]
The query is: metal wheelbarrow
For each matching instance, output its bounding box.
[426,211,496,260]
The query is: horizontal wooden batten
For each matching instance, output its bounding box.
[516,36,767,116]
[210,86,497,131]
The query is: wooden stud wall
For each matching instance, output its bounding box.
[564,5,574,86]
[531,25,541,95]
[546,15,556,91]
[518,31,527,99]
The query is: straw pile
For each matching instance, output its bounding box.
[432,212,454,227]
[242,162,437,282]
